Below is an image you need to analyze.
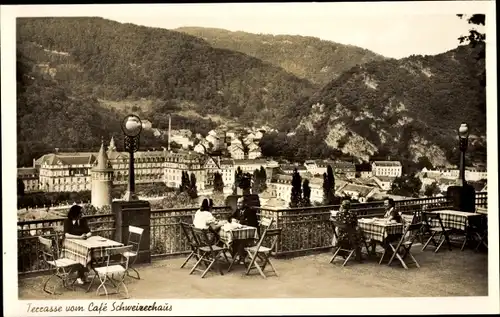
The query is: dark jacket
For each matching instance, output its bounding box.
[228,207,259,228]
[63,218,90,236]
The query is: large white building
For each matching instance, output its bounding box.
[371,161,402,178]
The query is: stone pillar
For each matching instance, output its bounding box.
[446,184,476,213]
[112,200,151,264]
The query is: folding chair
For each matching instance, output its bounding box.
[386,222,423,269]
[421,212,453,253]
[38,236,80,295]
[190,228,230,278]
[330,220,366,266]
[123,225,144,279]
[89,245,133,299]
[180,222,202,269]
[468,215,488,251]
[244,228,282,278]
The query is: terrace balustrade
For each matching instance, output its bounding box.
[17,192,487,275]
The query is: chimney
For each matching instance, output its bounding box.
[33,158,36,168]
[167,114,171,151]
[55,148,59,153]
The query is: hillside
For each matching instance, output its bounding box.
[292,44,486,167]
[177,27,386,86]
[17,17,315,128]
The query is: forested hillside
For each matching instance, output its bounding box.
[17,17,315,125]
[177,27,386,85]
[16,17,315,166]
[292,43,486,167]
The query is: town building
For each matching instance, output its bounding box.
[372,176,397,191]
[371,161,402,178]
[18,167,39,192]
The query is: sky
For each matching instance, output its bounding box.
[94,2,487,59]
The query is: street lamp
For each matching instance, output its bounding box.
[458,122,469,187]
[121,114,143,201]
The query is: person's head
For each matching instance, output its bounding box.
[384,198,395,208]
[200,198,210,211]
[340,199,351,211]
[208,198,214,211]
[237,197,244,209]
[67,205,83,221]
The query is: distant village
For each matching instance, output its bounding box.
[18,121,488,215]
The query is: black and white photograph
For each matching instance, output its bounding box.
[2,1,498,316]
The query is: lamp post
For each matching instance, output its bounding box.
[121,114,143,201]
[458,122,469,187]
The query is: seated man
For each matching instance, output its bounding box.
[227,197,258,264]
[63,205,92,285]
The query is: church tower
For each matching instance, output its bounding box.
[91,141,114,208]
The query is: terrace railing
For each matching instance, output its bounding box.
[17,214,115,275]
[150,206,232,258]
[16,193,487,275]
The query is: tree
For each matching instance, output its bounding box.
[252,169,261,194]
[258,166,268,193]
[179,171,190,193]
[389,173,423,198]
[189,172,198,199]
[233,167,243,194]
[322,165,336,205]
[213,172,224,193]
[17,178,25,197]
[424,182,440,197]
[289,168,302,208]
[302,178,311,207]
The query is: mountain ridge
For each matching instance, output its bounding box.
[176,26,387,85]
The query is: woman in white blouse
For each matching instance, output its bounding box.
[193,199,223,231]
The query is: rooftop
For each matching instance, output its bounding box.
[18,247,487,300]
[373,161,402,167]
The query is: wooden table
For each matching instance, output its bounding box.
[219,225,258,247]
[431,210,483,250]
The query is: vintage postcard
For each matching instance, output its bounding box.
[1,1,498,316]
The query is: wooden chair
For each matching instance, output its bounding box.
[329,220,363,266]
[180,222,202,269]
[421,212,453,253]
[468,215,488,251]
[123,225,144,279]
[386,222,423,269]
[243,227,282,278]
[38,235,80,295]
[90,245,133,299]
[190,228,230,278]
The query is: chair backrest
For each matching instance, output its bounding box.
[104,245,133,267]
[127,225,144,253]
[254,227,282,254]
[191,227,215,250]
[422,211,446,230]
[180,222,201,250]
[38,236,56,263]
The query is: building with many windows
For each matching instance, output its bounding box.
[17,167,40,192]
[371,161,402,178]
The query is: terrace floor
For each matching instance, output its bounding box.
[19,244,488,299]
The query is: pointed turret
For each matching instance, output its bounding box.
[95,141,109,170]
[91,141,113,208]
[108,136,117,152]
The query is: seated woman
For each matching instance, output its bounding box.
[193,199,223,237]
[383,198,402,223]
[335,200,363,261]
[63,205,92,284]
